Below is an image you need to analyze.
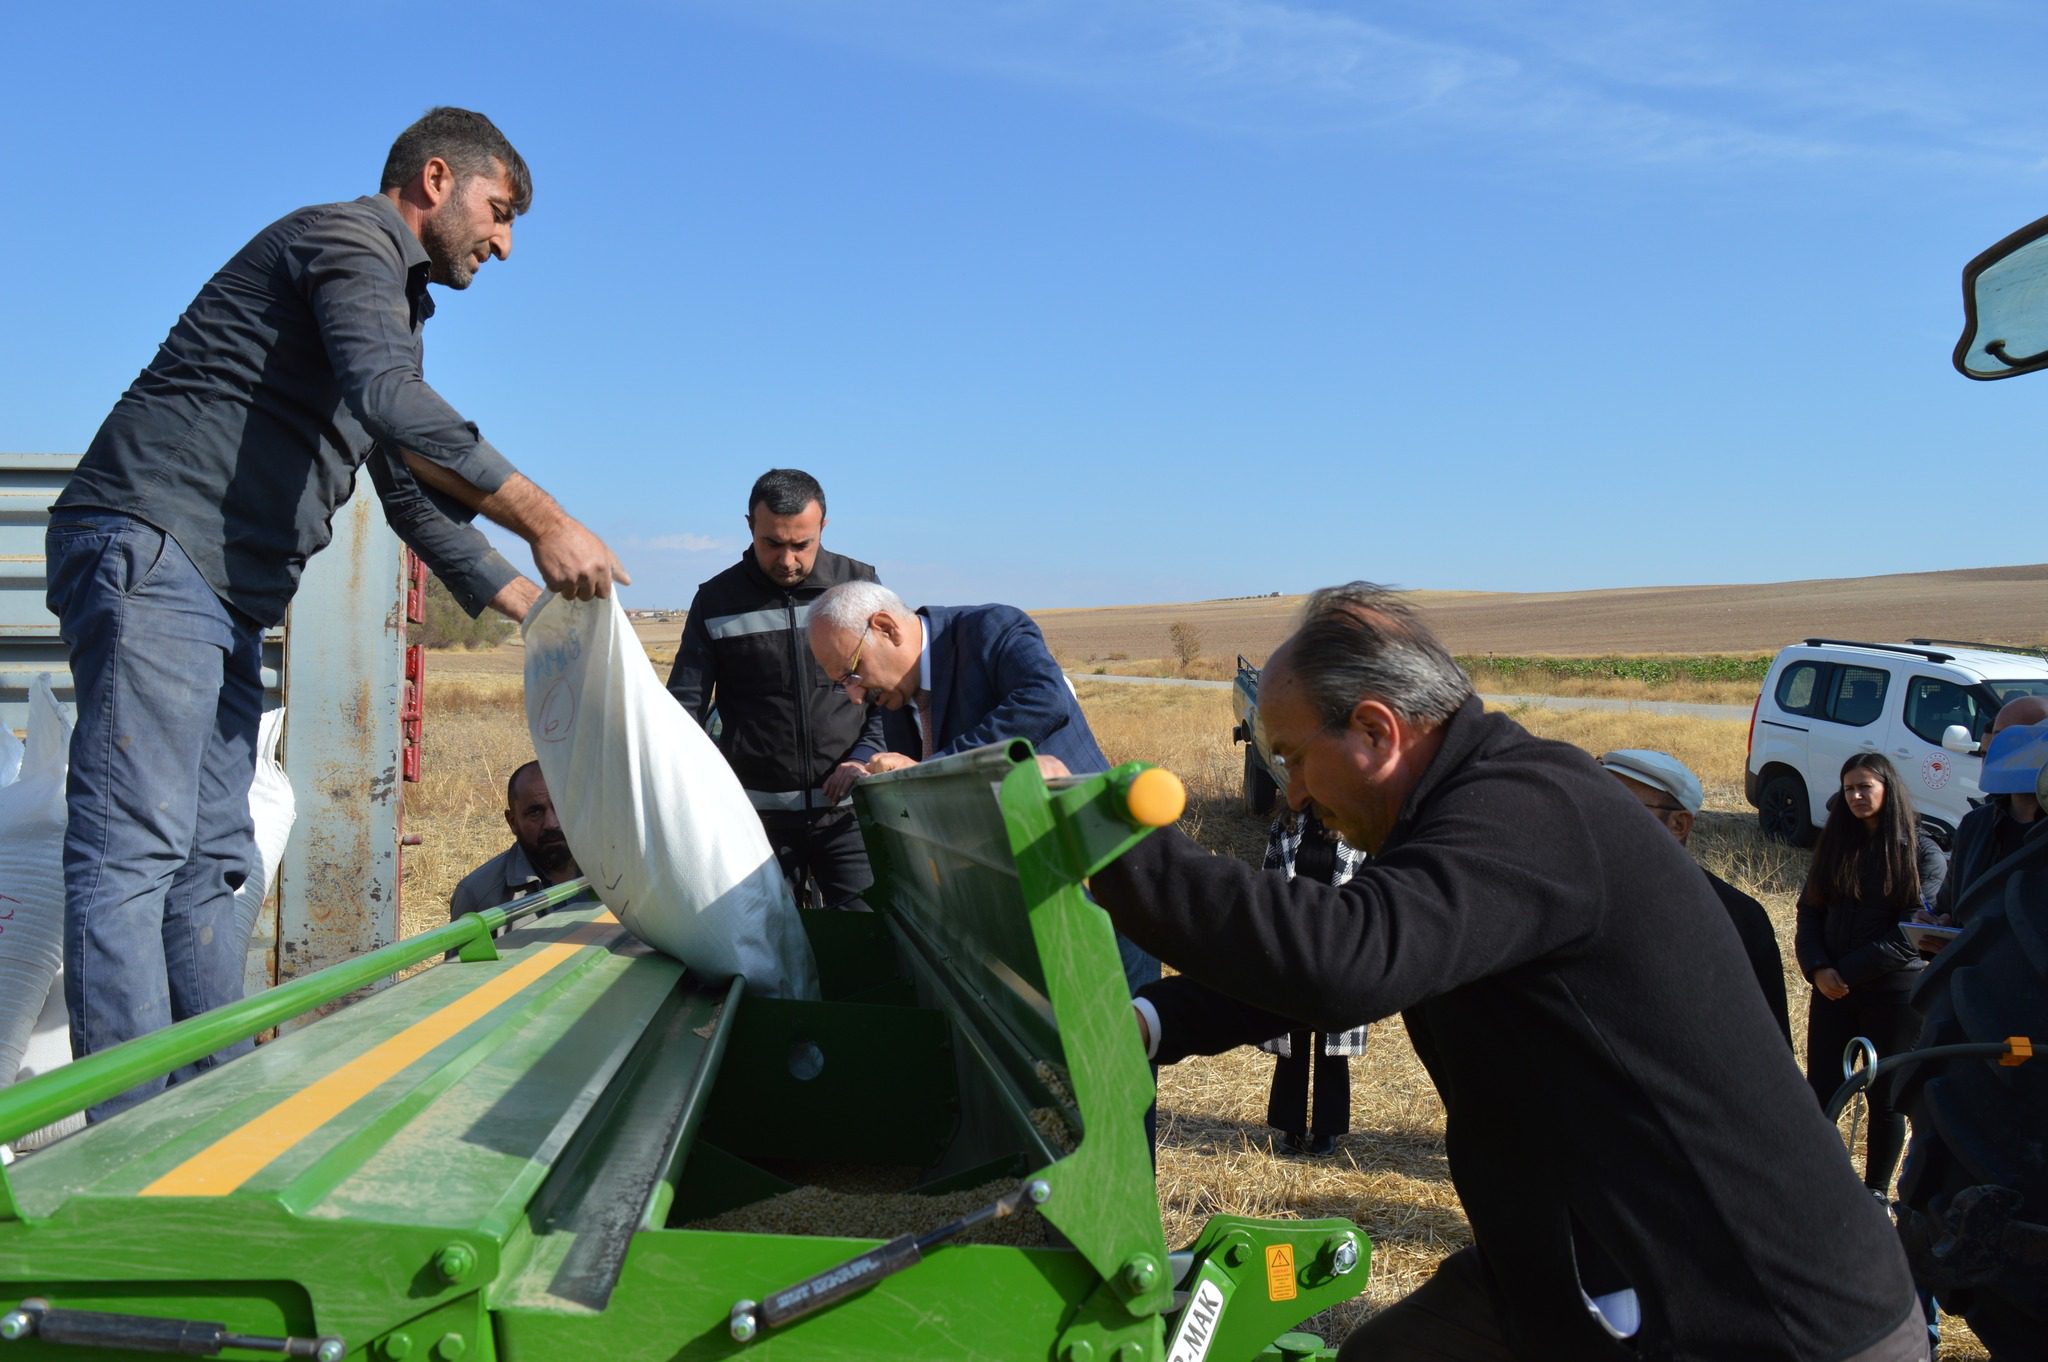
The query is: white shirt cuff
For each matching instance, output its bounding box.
[1132,996,1162,1060]
[1584,1288,1642,1340]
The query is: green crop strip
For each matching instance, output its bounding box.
[1456,655,1773,686]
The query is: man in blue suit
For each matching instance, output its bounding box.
[806,581,1107,774]
[807,580,1158,1002]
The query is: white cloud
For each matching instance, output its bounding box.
[695,0,2048,173]
[639,533,739,553]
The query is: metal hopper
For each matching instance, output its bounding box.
[0,742,1370,1361]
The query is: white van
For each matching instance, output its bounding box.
[1746,638,2048,846]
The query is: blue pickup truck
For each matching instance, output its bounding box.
[1231,654,1286,815]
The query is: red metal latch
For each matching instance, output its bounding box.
[401,551,427,784]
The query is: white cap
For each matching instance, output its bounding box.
[1598,749,1703,814]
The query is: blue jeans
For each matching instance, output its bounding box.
[46,510,263,1121]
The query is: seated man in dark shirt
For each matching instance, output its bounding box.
[451,761,584,922]
[1597,748,1792,1047]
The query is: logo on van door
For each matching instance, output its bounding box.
[1923,751,1953,791]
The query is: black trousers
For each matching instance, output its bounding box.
[1804,984,1922,1191]
[1336,1246,1930,1362]
[1266,1033,1351,1139]
[765,811,874,912]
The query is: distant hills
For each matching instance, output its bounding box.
[1030,563,2048,665]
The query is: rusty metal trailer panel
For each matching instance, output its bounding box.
[0,452,409,986]
[276,490,411,997]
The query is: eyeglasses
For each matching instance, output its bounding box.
[831,623,872,691]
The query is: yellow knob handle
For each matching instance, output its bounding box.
[1125,767,1186,828]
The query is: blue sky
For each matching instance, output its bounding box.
[7,1,2047,610]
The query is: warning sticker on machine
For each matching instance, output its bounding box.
[1166,1264,1232,1362]
[1266,1244,1297,1301]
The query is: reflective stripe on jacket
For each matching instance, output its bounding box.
[666,548,887,819]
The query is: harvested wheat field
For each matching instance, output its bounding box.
[397,667,1983,1358]
[1034,562,2048,673]
[421,615,683,680]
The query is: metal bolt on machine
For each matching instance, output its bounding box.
[0,741,1372,1360]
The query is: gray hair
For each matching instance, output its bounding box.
[1283,582,1473,730]
[811,580,908,634]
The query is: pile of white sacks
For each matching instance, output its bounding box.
[0,677,74,1157]
[0,682,293,1159]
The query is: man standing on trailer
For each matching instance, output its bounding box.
[666,470,891,911]
[49,107,625,1120]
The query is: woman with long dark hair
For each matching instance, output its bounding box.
[1793,753,1947,1192]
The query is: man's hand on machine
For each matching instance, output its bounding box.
[824,762,867,802]
[861,753,1068,780]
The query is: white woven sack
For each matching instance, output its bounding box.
[523,593,817,999]
[0,675,73,1091]
[0,723,21,788]
[10,967,84,1151]
[234,709,296,997]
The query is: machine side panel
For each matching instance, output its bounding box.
[4,911,653,1226]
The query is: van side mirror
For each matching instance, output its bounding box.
[1941,724,1977,755]
[1956,211,2048,379]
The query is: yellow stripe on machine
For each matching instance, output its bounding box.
[142,915,619,1198]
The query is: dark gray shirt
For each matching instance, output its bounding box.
[59,194,520,626]
[449,844,545,921]
[448,844,590,953]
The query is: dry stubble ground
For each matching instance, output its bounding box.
[400,658,1983,1358]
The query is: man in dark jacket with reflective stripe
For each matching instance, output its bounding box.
[666,470,889,910]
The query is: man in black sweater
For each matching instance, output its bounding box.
[1097,583,1924,1361]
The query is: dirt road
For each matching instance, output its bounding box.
[1071,671,1751,721]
